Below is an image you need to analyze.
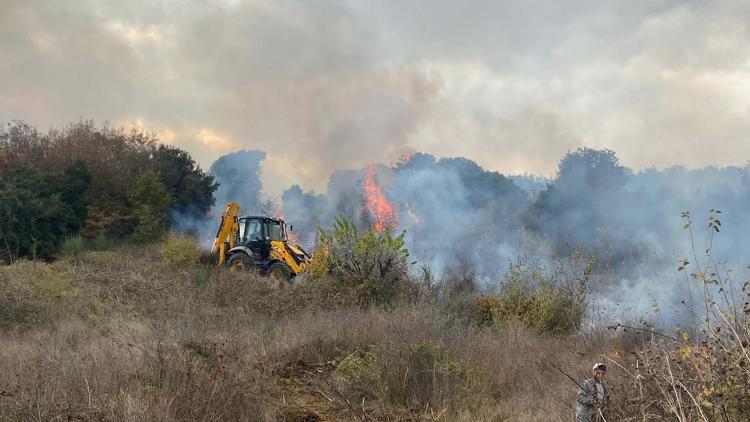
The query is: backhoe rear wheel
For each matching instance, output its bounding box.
[227,253,255,273]
[267,261,292,283]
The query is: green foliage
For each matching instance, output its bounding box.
[0,164,89,260]
[60,236,86,258]
[1,120,216,250]
[129,171,172,242]
[60,160,92,232]
[316,215,410,304]
[160,231,200,266]
[476,253,593,334]
[151,145,217,220]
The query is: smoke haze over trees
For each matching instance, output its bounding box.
[201,143,749,319]
[202,145,749,275]
[2,118,749,321]
[209,149,267,215]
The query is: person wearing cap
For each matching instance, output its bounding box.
[575,362,610,422]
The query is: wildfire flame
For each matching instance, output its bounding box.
[272,203,299,243]
[363,165,398,234]
[398,152,413,163]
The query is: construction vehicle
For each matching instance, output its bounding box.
[210,202,311,280]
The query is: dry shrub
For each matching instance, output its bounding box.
[606,307,750,420]
[160,231,200,266]
[0,318,278,421]
[0,244,645,421]
[601,210,750,421]
[257,304,622,421]
[0,260,76,328]
[475,254,593,334]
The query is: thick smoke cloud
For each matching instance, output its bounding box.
[203,146,748,266]
[210,149,267,214]
[258,148,748,322]
[3,1,750,195]
[174,140,749,326]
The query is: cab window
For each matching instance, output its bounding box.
[268,221,283,241]
[243,220,262,242]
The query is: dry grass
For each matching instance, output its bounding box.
[0,246,654,421]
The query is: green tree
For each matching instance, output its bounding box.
[129,171,172,242]
[60,160,91,232]
[0,166,81,260]
[524,147,631,256]
[151,145,216,219]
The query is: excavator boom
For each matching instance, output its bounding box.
[210,201,240,265]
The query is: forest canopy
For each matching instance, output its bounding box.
[0,120,216,261]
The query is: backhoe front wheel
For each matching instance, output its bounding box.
[227,253,255,273]
[267,261,292,282]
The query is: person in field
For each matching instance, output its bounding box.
[575,362,610,422]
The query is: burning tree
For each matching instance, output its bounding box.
[362,165,398,234]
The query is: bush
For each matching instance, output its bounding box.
[476,253,593,334]
[304,244,329,280]
[333,338,476,411]
[316,216,410,304]
[160,231,200,266]
[60,236,86,258]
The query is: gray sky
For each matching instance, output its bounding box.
[2,0,749,194]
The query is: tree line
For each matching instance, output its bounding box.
[0,120,216,261]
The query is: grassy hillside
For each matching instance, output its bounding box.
[0,245,633,421]
[2,244,748,421]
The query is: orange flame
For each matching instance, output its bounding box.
[271,203,299,243]
[363,165,398,233]
[398,152,413,163]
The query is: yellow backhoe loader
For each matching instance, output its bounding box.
[210,202,311,281]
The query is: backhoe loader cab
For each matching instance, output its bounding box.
[236,216,287,257]
[211,202,310,281]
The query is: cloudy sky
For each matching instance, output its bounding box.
[2,0,750,194]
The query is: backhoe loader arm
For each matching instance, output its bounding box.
[268,240,310,275]
[211,202,240,265]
